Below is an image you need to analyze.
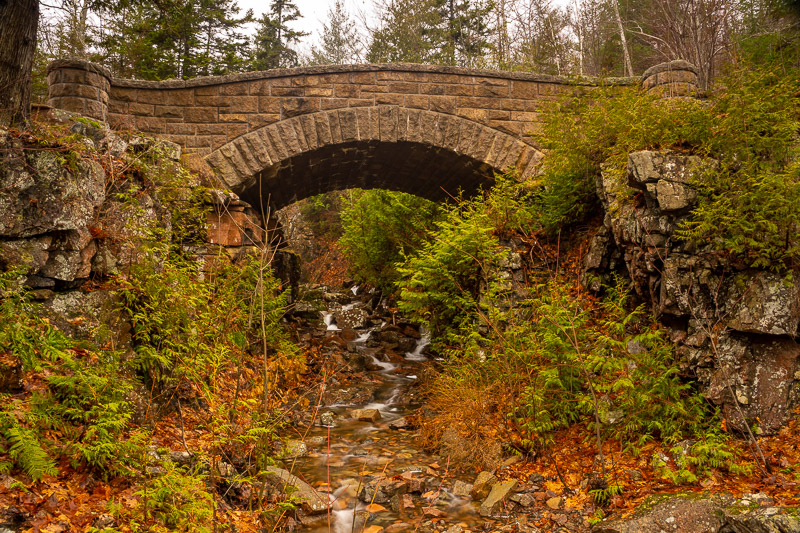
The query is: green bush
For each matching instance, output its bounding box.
[339,189,442,292]
[394,175,536,344]
[433,275,747,482]
[536,63,800,269]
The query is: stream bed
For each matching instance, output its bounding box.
[284,302,531,533]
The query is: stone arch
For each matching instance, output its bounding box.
[204,105,543,210]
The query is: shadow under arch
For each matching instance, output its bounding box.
[204,105,542,211]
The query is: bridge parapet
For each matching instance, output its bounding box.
[46,61,637,157]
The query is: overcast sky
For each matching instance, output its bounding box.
[237,0,377,54]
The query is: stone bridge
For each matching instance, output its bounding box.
[46,60,696,209]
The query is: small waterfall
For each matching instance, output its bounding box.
[405,327,431,361]
[323,312,339,331]
[369,353,396,372]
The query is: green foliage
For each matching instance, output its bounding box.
[0,269,72,372]
[536,86,710,232]
[118,249,293,398]
[308,0,362,65]
[367,0,492,67]
[678,67,800,269]
[134,460,214,532]
[394,174,538,343]
[0,269,138,479]
[42,357,137,474]
[251,0,309,69]
[299,192,346,240]
[506,279,745,480]
[0,415,58,482]
[99,0,254,80]
[537,64,800,269]
[339,189,442,292]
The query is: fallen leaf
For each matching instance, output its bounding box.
[366,503,387,513]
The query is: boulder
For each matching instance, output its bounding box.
[91,193,171,276]
[334,307,370,329]
[593,494,726,533]
[592,494,800,533]
[262,466,330,513]
[359,479,408,504]
[0,149,105,239]
[351,408,382,422]
[587,149,800,433]
[479,479,518,516]
[470,471,497,500]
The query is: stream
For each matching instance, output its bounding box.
[285,298,522,533]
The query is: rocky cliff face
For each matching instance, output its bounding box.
[584,149,800,434]
[0,112,276,346]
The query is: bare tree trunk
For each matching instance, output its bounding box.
[612,0,633,76]
[0,0,39,127]
[574,0,584,76]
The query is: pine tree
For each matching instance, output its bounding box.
[98,0,252,80]
[309,0,362,65]
[366,0,443,63]
[252,0,308,70]
[433,0,493,67]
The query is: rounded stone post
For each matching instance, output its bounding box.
[642,60,699,98]
[46,59,112,122]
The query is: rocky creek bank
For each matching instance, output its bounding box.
[223,286,800,533]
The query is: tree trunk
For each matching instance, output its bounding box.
[0,0,39,127]
[612,0,634,76]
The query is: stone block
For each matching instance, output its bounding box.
[334,84,359,98]
[154,105,183,118]
[220,82,249,95]
[444,84,473,96]
[166,123,196,135]
[358,84,388,94]
[320,98,350,110]
[230,95,258,113]
[241,131,272,168]
[387,81,419,94]
[220,113,249,123]
[313,113,333,145]
[405,94,429,109]
[429,95,456,114]
[258,96,281,114]
[248,114,279,130]
[375,93,404,106]
[111,87,138,102]
[249,80,270,95]
[299,114,320,149]
[195,94,229,107]
[306,86,334,97]
[475,84,509,98]
[282,97,320,118]
[420,84,445,95]
[107,100,129,115]
[184,106,217,123]
[196,123,228,135]
[347,98,372,107]
[167,89,194,106]
[135,115,166,132]
[457,96,502,109]
[136,90,164,104]
[271,86,304,97]
[379,106,399,142]
[337,109,358,142]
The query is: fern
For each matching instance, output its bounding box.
[0,417,58,481]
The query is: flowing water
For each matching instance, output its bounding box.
[288,310,503,533]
